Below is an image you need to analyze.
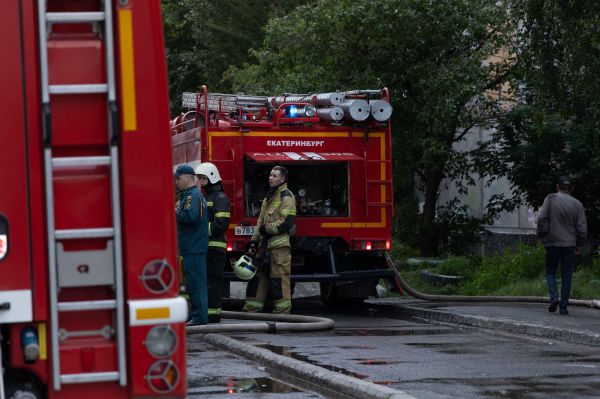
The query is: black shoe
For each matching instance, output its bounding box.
[559,309,569,315]
[185,319,206,326]
[548,300,559,313]
[208,315,221,324]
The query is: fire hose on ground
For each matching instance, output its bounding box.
[186,251,600,336]
[385,253,600,309]
[186,311,335,335]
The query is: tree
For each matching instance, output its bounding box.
[162,0,307,113]
[480,1,600,240]
[227,0,514,255]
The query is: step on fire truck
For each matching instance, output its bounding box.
[1,1,186,398]
[171,85,399,302]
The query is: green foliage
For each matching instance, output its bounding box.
[162,0,307,113]
[391,241,420,261]
[397,260,462,296]
[394,242,600,298]
[225,0,515,256]
[162,0,600,254]
[433,200,488,255]
[488,278,547,297]
[590,248,600,276]
[437,256,477,279]
[463,244,545,294]
[571,266,600,301]
[479,1,600,238]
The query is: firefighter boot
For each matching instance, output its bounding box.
[243,269,269,312]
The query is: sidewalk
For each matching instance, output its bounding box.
[368,297,600,347]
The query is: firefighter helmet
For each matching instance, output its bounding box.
[195,162,221,184]
[232,255,256,280]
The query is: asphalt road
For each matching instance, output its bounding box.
[187,300,600,398]
[186,337,320,398]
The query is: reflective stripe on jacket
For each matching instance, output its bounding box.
[204,183,231,252]
[251,183,296,249]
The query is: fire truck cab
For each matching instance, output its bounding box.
[1,1,186,398]
[171,85,397,302]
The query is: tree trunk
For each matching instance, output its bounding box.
[420,169,444,256]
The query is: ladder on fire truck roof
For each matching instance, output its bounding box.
[37,0,126,390]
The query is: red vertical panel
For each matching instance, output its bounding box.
[116,2,184,396]
[20,0,50,323]
[118,1,179,300]
[0,0,32,291]
[48,36,108,150]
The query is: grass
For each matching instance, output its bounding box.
[393,242,600,300]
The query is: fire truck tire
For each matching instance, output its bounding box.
[4,371,42,399]
[319,282,338,305]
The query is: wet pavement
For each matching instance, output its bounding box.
[186,337,320,398]
[201,301,600,398]
[184,297,600,398]
[368,298,600,347]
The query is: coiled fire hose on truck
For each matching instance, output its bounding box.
[186,311,335,335]
[385,253,600,309]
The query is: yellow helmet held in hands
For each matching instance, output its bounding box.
[231,255,256,280]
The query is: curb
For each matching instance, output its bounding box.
[196,333,416,399]
[382,303,600,347]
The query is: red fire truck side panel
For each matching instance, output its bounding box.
[1,0,49,385]
[111,1,185,396]
[1,1,186,397]
[48,36,108,150]
[19,0,51,324]
[117,1,180,301]
[0,0,33,294]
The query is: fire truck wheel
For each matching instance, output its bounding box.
[4,370,42,399]
[319,282,338,305]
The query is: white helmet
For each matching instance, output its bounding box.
[231,255,257,280]
[194,162,221,184]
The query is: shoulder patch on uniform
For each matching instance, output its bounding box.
[184,195,193,209]
[281,190,292,198]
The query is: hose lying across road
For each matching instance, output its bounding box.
[385,253,600,309]
[187,252,599,336]
[186,311,335,334]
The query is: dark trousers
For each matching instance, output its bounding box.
[545,246,575,311]
[183,253,208,324]
[207,249,226,317]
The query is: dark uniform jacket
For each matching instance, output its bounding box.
[176,185,208,255]
[204,183,231,252]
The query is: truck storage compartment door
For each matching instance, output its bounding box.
[0,0,33,323]
[243,159,351,218]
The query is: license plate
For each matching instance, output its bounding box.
[235,225,255,236]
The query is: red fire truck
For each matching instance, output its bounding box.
[1,1,186,398]
[171,85,397,302]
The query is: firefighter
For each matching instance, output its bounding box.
[195,162,231,323]
[244,166,296,313]
[174,165,209,326]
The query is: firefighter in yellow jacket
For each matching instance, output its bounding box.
[244,166,296,313]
